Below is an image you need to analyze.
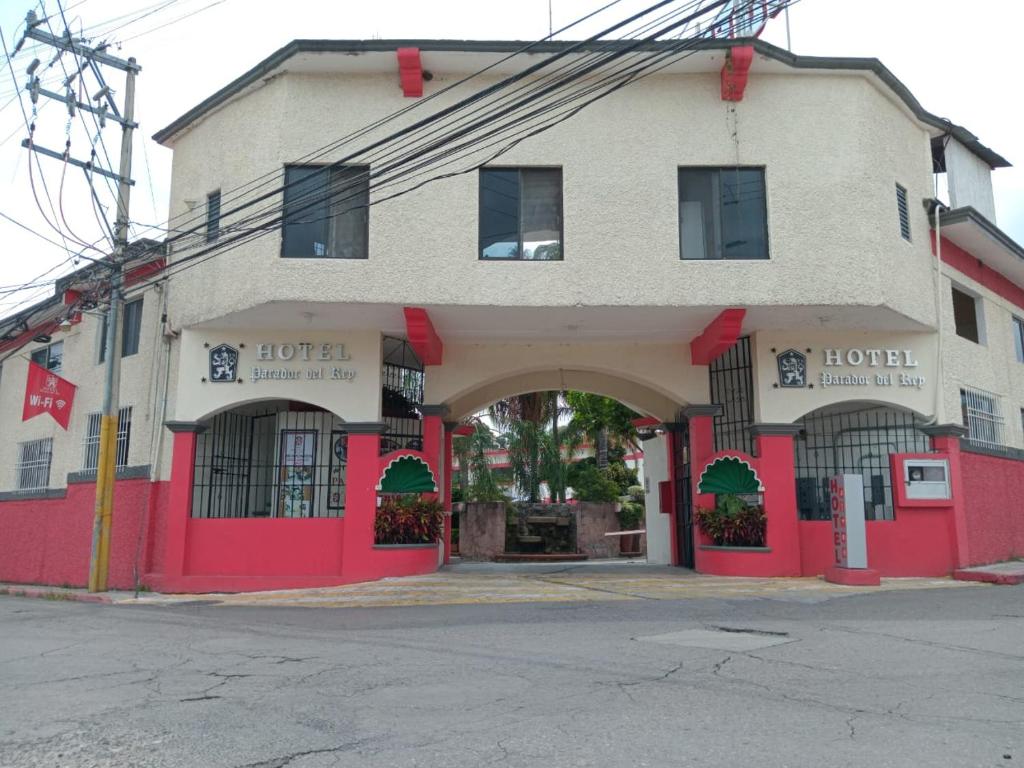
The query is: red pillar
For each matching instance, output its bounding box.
[683,405,723,567]
[751,425,803,577]
[163,422,205,581]
[340,423,385,582]
[442,424,454,565]
[420,405,447,560]
[923,424,970,568]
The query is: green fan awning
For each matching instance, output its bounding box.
[697,456,763,495]
[379,455,437,494]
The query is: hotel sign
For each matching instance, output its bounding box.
[207,341,358,384]
[776,347,926,391]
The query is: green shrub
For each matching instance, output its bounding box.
[694,494,766,547]
[374,494,445,545]
[570,465,621,502]
[617,500,645,530]
[626,485,645,503]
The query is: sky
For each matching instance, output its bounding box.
[0,0,1022,320]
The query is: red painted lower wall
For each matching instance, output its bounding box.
[961,450,1024,566]
[799,508,956,578]
[0,479,168,590]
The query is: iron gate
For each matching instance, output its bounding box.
[672,422,694,569]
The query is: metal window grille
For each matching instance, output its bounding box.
[381,336,424,454]
[794,405,930,521]
[960,386,1004,449]
[896,183,911,241]
[709,336,755,455]
[82,406,132,472]
[17,438,53,490]
[192,402,347,519]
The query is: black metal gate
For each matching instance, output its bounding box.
[672,422,694,569]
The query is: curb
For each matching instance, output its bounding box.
[0,586,113,603]
[953,569,1024,586]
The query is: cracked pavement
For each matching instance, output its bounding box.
[1,583,1021,767]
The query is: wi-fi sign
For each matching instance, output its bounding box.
[56,399,67,410]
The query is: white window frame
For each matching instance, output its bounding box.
[961,386,1004,448]
[950,283,987,346]
[17,438,53,490]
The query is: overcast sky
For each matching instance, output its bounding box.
[1,0,1021,319]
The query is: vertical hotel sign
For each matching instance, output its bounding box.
[829,474,867,569]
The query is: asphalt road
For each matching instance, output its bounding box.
[1,584,1022,768]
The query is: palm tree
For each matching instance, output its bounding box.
[564,392,640,469]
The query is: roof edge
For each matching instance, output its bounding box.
[935,205,1024,262]
[151,37,1010,169]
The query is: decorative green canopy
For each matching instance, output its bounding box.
[379,455,437,494]
[698,456,763,495]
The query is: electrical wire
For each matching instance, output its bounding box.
[132,0,790,295]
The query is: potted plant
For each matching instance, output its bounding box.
[375,494,444,545]
[617,485,646,556]
[695,493,766,547]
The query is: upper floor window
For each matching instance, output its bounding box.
[282,165,369,259]
[99,298,143,363]
[479,167,563,260]
[206,190,221,242]
[896,183,911,241]
[1013,316,1024,363]
[951,285,984,344]
[30,340,63,373]
[679,167,768,260]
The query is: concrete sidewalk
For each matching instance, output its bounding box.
[3,564,987,609]
[954,560,1024,585]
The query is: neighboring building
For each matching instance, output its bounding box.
[1,37,1022,591]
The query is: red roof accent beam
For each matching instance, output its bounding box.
[403,307,443,365]
[690,308,746,365]
[721,45,754,101]
[396,47,423,98]
[632,416,662,429]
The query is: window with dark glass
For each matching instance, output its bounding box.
[951,285,981,343]
[1013,316,1024,363]
[206,190,221,242]
[282,165,369,259]
[479,168,562,260]
[678,167,768,260]
[30,340,63,373]
[99,298,143,362]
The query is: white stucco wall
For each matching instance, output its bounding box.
[938,265,1024,448]
[162,63,939,332]
[753,330,938,424]
[641,433,672,565]
[426,341,707,420]
[172,328,383,424]
[0,285,165,492]
[945,139,997,222]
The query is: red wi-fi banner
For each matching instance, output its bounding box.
[22,362,77,430]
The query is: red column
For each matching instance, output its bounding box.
[340,424,384,582]
[420,405,447,560]
[682,405,722,568]
[163,422,205,581]
[442,424,454,565]
[924,424,970,568]
[751,425,802,576]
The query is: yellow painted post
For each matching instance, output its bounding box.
[88,414,118,592]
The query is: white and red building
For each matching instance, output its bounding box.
[1,37,1022,591]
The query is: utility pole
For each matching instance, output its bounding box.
[18,11,140,592]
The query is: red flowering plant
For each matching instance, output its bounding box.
[694,493,766,547]
[374,494,444,545]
